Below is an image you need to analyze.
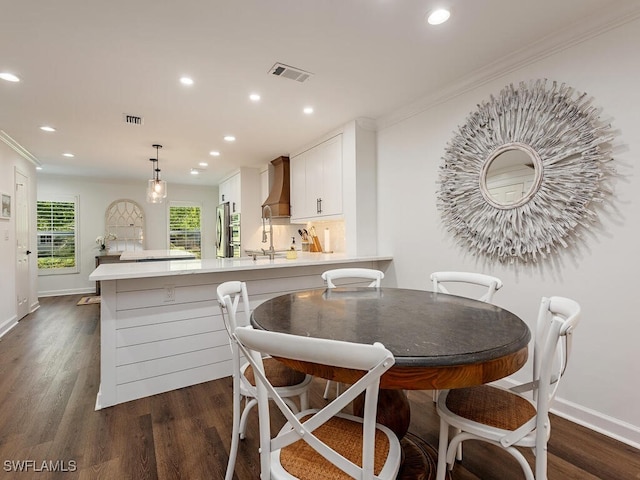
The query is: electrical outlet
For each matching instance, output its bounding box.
[164,285,176,302]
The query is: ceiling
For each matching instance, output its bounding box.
[0,0,634,186]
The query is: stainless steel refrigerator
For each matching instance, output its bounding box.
[216,202,230,258]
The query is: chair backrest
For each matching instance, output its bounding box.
[234,326,395,480]
[322,268,384,288]
[504,296,581,449]
[430,271,503,303]
[217,281,253,394]
[533,296,581,404]
[216,280,251,334]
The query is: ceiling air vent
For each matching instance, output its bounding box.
[123,113,144,125]
[269,63,313,83]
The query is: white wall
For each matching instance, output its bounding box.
[0,141,38,335]
[37,174,218,296]
[377,18,640,446]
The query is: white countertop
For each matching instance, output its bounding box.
[90,252,393,281]
[119,249,197,261]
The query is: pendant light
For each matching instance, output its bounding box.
[146,144,167,203]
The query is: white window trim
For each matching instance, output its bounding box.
[37,194,80,276]
[168,201,202,257]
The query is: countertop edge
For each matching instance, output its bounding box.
[89,254,394,281]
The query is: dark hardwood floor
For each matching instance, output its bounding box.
[1,295,638,479]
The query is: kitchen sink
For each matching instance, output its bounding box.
[244,249,289,260]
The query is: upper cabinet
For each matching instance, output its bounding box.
[219,172,241,213]
[290,134,343,222]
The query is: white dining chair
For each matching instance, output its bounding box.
[430,271,503,303]
[321,268,385,289]
[217,281,313,480]
[435,296,581,480]
[430,271,504,405]
[234,325,402,480]
[321,268,385,399]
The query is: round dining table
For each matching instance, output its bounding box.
[250,287,531,480]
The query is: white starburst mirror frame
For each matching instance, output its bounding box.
[437,79,615,263]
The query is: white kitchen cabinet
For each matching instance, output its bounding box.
[219,172,241,212]
[290,134,342,221]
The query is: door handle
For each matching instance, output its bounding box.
[26,250,32,255]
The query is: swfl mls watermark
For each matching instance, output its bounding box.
[3,460,77,473]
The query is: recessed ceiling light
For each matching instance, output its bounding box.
[209,151,220,156]
[180,76,194,86]
[190,168,200,175]
[249,93,261,102]
[427,8,451,25]
[36,166,43,170]
[62,153,74,157]
[40,126,56,132]
[0,72,20,82]
[303,106,314,115]
[224,135,236,142]
[198,161,208,167]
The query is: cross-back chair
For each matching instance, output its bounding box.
[217,281,313,480]
[234,325,402,480]
[321,267,384,399]
[435,296,581,480]
[321,268,385,289]
[430,271,503,303]
[429,271,504,404]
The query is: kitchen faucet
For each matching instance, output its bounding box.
[261,205,276,259]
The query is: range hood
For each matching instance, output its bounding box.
[262,156,290,217]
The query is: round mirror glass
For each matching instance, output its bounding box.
[480,143,542,209]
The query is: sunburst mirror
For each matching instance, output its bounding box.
[437,79,615,263]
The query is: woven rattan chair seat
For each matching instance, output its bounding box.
[445,385,536,431]
[279,414,391,480]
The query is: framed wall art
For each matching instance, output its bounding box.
[1,193,11,220]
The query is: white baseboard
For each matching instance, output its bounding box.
[551,396,640,450]
[38,287,96,297]
[0,315,18,339]
[494,378,640,450]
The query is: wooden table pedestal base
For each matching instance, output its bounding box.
[353,390,450,480]
[399,433,451,480]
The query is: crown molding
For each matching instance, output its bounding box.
[0,130,41,166]
[376,2,640,131]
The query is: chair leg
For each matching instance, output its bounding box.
[436,417,450,480]
[323,380,333,399]
[239,398,257,440]
[505,446,536,480]
[299,390,309,411]
[283,398,299,413]
[534,433,549,480]
[226,378,242,480]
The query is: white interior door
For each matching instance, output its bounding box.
[488,183,525,205]
[15,169,30,320]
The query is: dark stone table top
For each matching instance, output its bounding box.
[251,287,531,368]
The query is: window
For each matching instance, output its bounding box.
[37,197,79,273]
[169,203,201,259]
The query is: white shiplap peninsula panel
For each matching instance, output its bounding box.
[93,255,392,409]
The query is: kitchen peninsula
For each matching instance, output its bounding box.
[89,253,392,409]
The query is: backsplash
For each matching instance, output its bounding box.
[245,219,345,253]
